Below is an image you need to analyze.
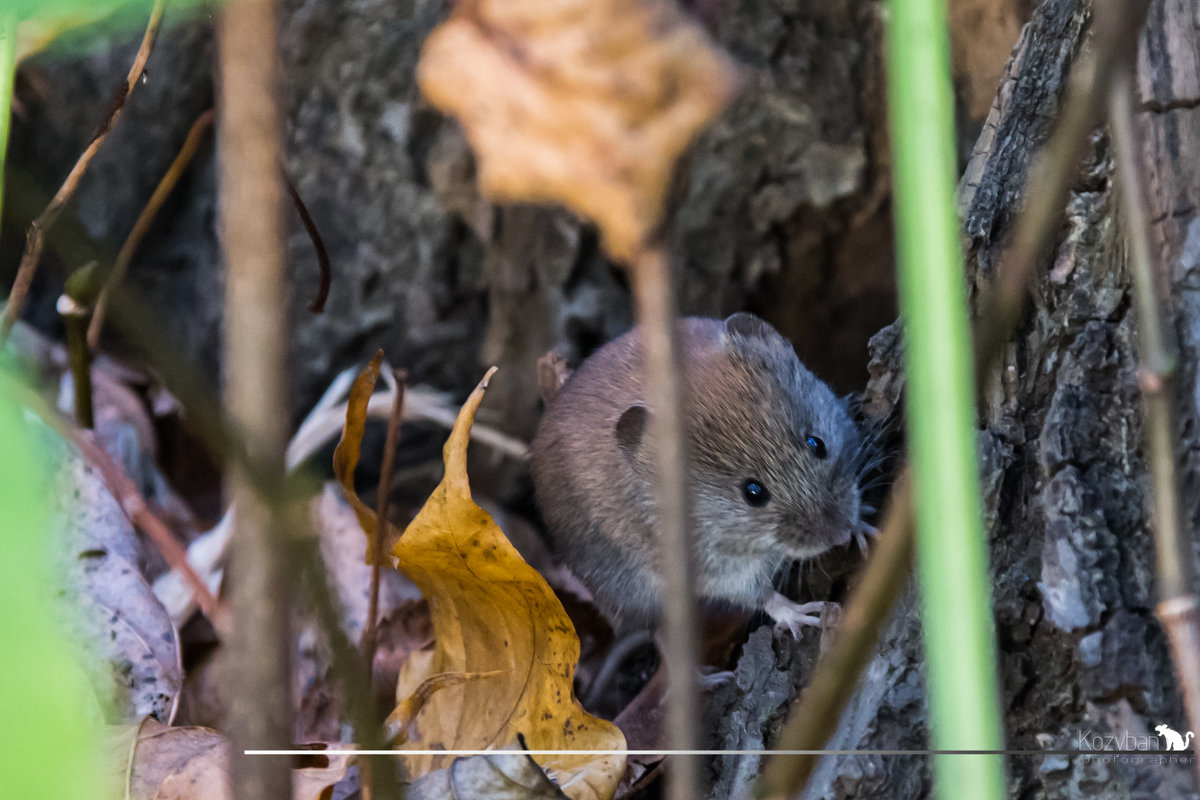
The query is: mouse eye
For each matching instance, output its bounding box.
[805,436,827,459]
[741,479,771,507]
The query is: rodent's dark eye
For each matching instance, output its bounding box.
[805,436,827,459]
[741,479,770,507]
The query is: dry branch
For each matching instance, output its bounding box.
[0,372,224,629]
[360,364,405,800]
[630,243,701,800]
[282,171,332,313]
[89,108,215,349]
[215,0,293,795]
[363,366,405,670]
[758,473,913,796]
[1105,0,1200,785]
[71,428,226,629]
[0,0,167,345]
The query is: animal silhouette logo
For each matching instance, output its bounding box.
[1155,724,1195,751]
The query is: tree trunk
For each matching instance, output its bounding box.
[710,1,1200,797]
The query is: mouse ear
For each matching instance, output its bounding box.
[724,312,777,344]
[615,403,648,462]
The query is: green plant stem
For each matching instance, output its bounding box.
[885,0,1005,796]
[0,12,15,228]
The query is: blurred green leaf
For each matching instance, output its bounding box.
[12,0,204,65]
[885,0,1006,795]
[7,0,145,24]
[0,367,103,799]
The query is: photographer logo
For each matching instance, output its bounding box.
[1155,724,1194,752]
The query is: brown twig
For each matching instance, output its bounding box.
[60,293,94,428]
[216,0,293,795]
[89,108,215,349]
[61,261,107,428]
[0,371,225,628]
[362,368,406,671]
[282,170,332,313]
[0,0,167,346]
[758,472,913,797]
[757,3,1155,794]
[72,428,227,630]
[1105,1,1200,786]
[629,243,700,800]
[60,261,103,429]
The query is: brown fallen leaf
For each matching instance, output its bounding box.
[408,745,568,800]
[336,365,626,799]
[51,449,183,723]
[105,718,352,800]
[128,718,225,800]
[417,0,742,262]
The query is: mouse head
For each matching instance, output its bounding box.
[614,313,867,561]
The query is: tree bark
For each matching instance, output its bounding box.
[705,1,1200,798]
[732,1,1200,797]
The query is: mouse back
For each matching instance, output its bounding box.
[529,313,865,627]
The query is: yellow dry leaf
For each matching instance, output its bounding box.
[394,647,435,706]
[331,350,401,568]
[417,0,742,263]
[346,367,625,799]
[385,668,502,745]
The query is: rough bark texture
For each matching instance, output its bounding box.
[704,1,1200,798]
[960,2,1199,794]
[5,0,895,445]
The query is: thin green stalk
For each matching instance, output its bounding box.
[0,12,16,227]
[885,0,1005,796]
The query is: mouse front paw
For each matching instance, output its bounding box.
[764,592,834,639]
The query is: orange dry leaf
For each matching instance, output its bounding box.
[331,350,401,568]
[336,363,626,800]
[417,0,741,263]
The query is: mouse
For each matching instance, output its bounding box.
[530,312,872,638]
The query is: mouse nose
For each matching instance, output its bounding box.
[818,497,856,545]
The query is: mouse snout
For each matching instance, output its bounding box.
[817,490,865,550]
[818,509,854,550]
[778,502,856,557]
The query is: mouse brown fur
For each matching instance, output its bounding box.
[530,313,868,635]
